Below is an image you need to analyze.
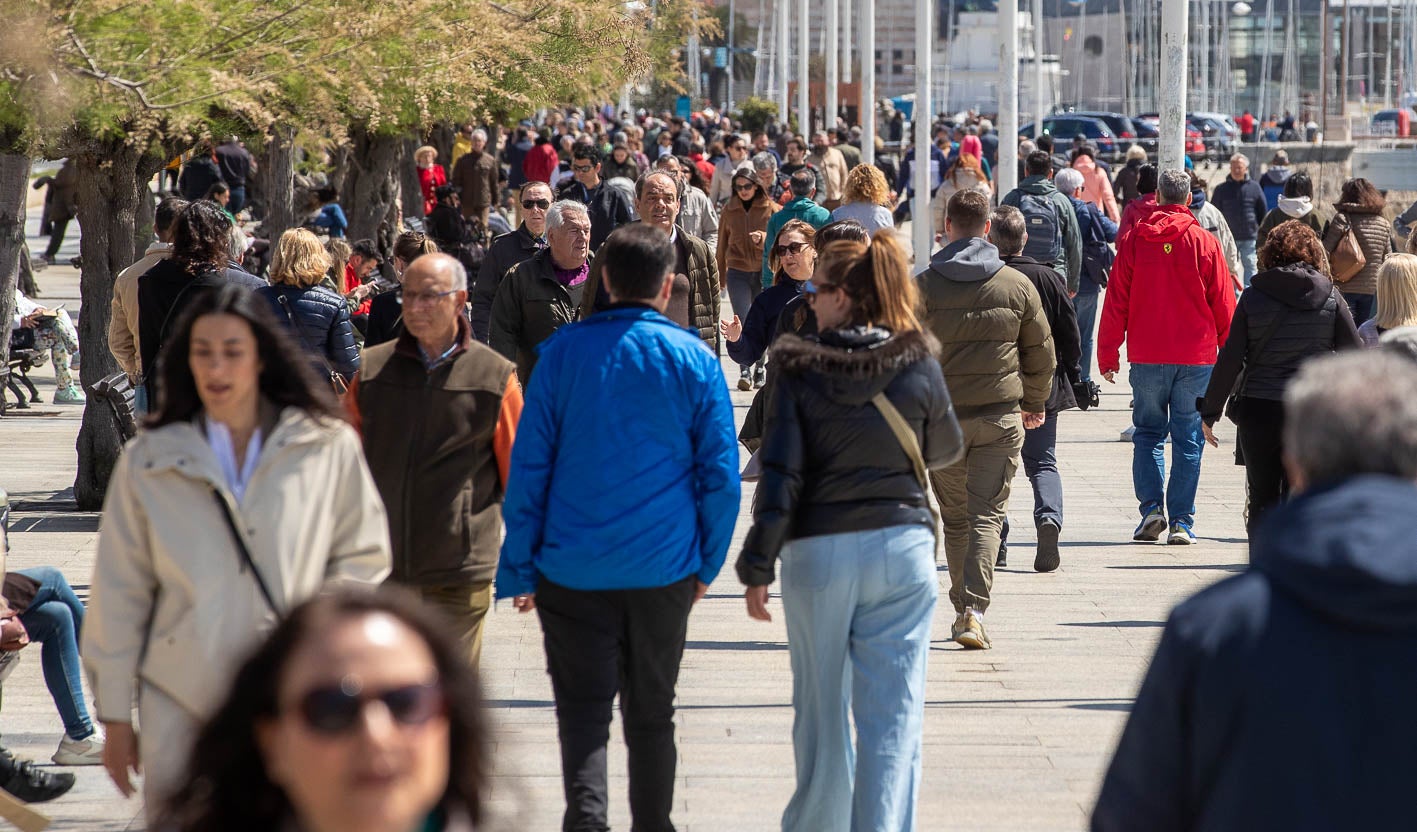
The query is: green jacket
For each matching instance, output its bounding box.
[1002,176,1084,292]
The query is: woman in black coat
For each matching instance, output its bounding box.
[736,230,962,832]
[1201,220,1361,534]
[257,229,360,382]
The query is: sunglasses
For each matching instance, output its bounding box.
[292,679,445,736]
[522,199,551,210]
[572,164,595,173]
[774,241,811,257]
[803,280,840,296]
[734,182,758,192]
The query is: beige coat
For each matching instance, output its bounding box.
[83,407,391,725]
[109,242,171,381]
[808,146,849,204]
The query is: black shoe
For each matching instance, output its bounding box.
[1034,520,1061,573]
[0,749,75,803]
[753,365,766,388]
[996,542,1008,568]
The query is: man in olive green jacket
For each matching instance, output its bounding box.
[918,189,1056,651]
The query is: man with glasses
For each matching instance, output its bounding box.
[709,133,751,206]
[348,253,522,669]
[471,181,554,342]
[489,201,593,384]
[759,169,831,286]
[557,144,637,250]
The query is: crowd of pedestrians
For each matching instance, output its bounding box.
[9,99,1417,832]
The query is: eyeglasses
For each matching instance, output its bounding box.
[398,288,460,306]
[774,241,811,257]
[572,164,595,173]
[522,199,551,210]
[291,678,445,736]
[734,182,758,192]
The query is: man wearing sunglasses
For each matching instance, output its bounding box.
[471,181,553,342]
[498,223,739,832]
[556,144,637,251]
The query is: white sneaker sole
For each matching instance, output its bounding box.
[51,751,104,766]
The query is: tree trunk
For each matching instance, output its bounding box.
[344,128,403,245]
[257,126,297,244]
[133,168,160,264]
[328,144,352,197]
[400,136,425,221]
[427,123,456,175]
[73,139,147,509]
[0,155,30,375]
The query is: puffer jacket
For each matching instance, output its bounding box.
[472,224,544,342]
[1327,204,1395,296]
[257,284,360,379]
[489,249,587,384]
[580,223,720,351]
[918,237,1056,417]
[84,407,391,722]
[735,328,964,586]
[1200,263,1361,423]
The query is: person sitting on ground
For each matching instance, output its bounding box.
[1094,349,1417,832]
[157,591,487,832]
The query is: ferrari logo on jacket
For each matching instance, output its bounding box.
[1163,243,1173,254]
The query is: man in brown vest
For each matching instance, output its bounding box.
[346,253,522,667]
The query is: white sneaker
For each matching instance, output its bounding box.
[52,734,104,766]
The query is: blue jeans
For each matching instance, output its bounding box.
[779,525,937,832]
[1129,364,1212,526]
[16,567,93,740]
[1236,238,1258,287]
[1074,291,1100,382]
[1343,292,1376,327]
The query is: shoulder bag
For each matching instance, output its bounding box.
[871,392,941,548]
[1324,213,1367,284]
[276,293,349,396]
[211,489,282,617]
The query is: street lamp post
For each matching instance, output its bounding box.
[998,0,1019,198]
[860,0,876,164]
[1160,0,1190,171]
[912,0,933,265]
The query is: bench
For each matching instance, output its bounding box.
[88,372,140,441]
[2,330,43,413]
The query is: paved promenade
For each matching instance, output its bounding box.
[1,250,1248,830]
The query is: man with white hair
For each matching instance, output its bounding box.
[347,252,521,668]
[451,126,499,228]
[489,200,592,383]
[1095,349,1417,831]
[1054,166,1118,383]
[1099,169,1235,545]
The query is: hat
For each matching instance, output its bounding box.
[1271,149,1290,165]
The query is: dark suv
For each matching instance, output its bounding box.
[1069,111,1152,156]
[1018,116,1118,160]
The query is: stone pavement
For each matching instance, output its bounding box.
[0,222,1249,830]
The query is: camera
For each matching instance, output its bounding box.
[1073,380,1101,411]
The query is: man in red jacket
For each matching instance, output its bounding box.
[1099,169,1236,546]
[522,134,561,186]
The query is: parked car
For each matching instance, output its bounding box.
[1189,115,1237,159]
[1069,111,1152,155]
[1132,115,1211,162]
[1371,108,1412,137]
[1018,116,1118,159]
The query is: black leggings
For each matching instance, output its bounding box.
[1234,397,1287,538]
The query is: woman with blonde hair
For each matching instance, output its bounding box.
[257,228,360,383]
[829,164,894,236]
[1358,253,1417,346]
[737,230,963,832]
[414,145,446,217]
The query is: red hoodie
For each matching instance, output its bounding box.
[1098,203,1235,373]
[1117,193,1157,238]
[523,142,560,185]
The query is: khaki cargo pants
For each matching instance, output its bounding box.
[928,412,1024,615]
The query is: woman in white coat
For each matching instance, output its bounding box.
[83,284,392,814]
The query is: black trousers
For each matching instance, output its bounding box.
[536,574,696,832]
[1234,397,1287,537]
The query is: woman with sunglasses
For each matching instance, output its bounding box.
[84,285,392,815]
[717,167,781,389]
[159,590,485,832]
[736,231,962,832]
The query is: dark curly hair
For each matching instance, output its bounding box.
[157,589,489,832]
[171,200,234,276]
[147,284,344,428]
[1259,220,1330,277]
[1339,177,1385,211]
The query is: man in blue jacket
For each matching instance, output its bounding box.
[1093,349,1417,832]
[497,222,740,832]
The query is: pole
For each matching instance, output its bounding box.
[689,6,701,100]
[1198,0,1210,112]
[860,0,876,163]
[1033,0,1045,137]
[1159,0,1189,171]
[1343,0,1352,120]
[912,0,933,265]
[998,0,1019,198]
[779,0,790,129]
[827,0,839,131]
[798,0,810,135]
[842,0,853,85]
[728,0,736,111]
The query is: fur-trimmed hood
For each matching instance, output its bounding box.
[770,327,941,406]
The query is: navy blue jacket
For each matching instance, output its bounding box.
[1211,176,1268,242]
[257,284,360,379]
[1068,195,1118,295]
[726,278,803,366]
[496,304,740,598]
[1093,476,1417,832]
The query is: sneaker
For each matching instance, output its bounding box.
[753,365,766,388]
[0,749,74,803]
[1034,520,1061,572]
[954,609,991,650]
[949,612,968,641]
[1120,424,1135,442]
[737,368,753,391]
[53,385,85,404]
[996,541,1008,568]
[1168,520,1197,545]
[1133,508,1167,542]
[52,734,104,766]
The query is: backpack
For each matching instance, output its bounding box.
[1079,203,1115,288]
[1016,192,1064,266]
